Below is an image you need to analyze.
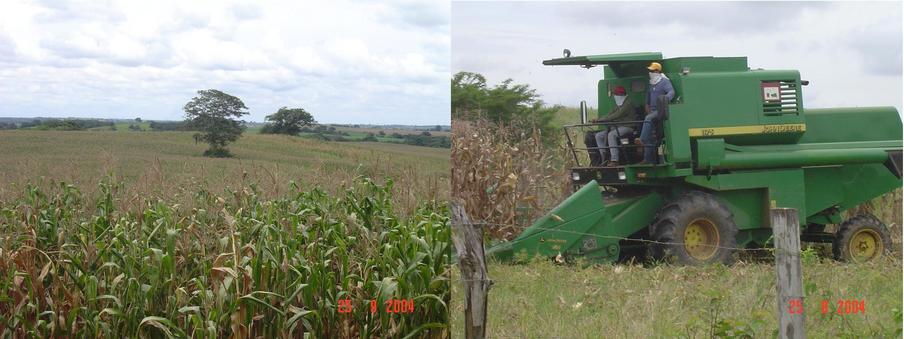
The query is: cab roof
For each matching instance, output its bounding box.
[542,52,662,67]
[543,52,750,76]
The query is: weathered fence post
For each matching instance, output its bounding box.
[451,202,491,339]
[772,208,805,339]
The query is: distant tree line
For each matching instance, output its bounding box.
[6,118,207,132]
[395,132,450,148]
[300,125,352,141]
[149,120,196,131]
[18,119,114,130]
[296,126,449,148]
[335,130,449,148]
[0,118,204,132]
[301,125,341,134]
[330,123,449,132]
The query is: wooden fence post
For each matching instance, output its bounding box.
[451,202,491,339]
[772,208,806,339]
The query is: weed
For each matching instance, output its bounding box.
[452,258,902,338]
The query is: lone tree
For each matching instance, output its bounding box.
[260,107,316,135]
[183,89,249,157]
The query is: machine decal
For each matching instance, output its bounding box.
[761,82,781,102]
[688,123,806,137]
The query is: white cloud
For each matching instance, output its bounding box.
[452,2,902,115]
[0,0,450,124]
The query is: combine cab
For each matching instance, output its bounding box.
[489,52,902,265]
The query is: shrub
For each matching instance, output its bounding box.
[203,148,233,158]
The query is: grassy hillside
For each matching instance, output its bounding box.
[0,130,449,214]
[452,258,902,338]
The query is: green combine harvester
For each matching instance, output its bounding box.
[489,52,902,265]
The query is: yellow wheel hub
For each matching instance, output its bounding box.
[684,218,720,260]
[849,229,882,262]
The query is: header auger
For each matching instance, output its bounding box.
[489,52,902,265]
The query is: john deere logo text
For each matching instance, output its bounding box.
[688,123,806,137]
[762,124,804,133]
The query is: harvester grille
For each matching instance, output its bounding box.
[762,80,800,115]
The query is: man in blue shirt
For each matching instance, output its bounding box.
[639,62,675,164]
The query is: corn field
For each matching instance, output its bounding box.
[451,119,571,240]
[0,177,450,338]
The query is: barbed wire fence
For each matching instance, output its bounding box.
[451,206,807,339]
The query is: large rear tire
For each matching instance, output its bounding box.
[833,214,891,262]
[651,191,738,265]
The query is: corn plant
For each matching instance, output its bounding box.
[0,177,450,338]
[452,118,571,240]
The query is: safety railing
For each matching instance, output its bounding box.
[562,120,646,167]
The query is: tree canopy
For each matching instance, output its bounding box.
[183,89,248,157]
[451,72,488,118]
[452,71,561,141]
[260,107,316,135]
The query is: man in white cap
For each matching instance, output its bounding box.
[638,62,674,164]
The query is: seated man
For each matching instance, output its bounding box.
[592,85,635,166]
[638,62,675,164]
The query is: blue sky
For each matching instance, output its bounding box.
[0,0,450,124]
[452,2,903,115]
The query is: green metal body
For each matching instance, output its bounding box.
[490,52,903,263]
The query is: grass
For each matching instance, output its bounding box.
[0,130,449,215]
[452,257,902,338]
[0,177,450,337]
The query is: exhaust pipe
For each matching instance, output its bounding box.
[580,100,588,124]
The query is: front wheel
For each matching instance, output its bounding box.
[651,191,738,265]
[833,214,891,262]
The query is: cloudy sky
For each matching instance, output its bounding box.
[452,2,903,115]
[0,0,450,124]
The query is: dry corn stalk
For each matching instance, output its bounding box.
[452,118,571,240]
